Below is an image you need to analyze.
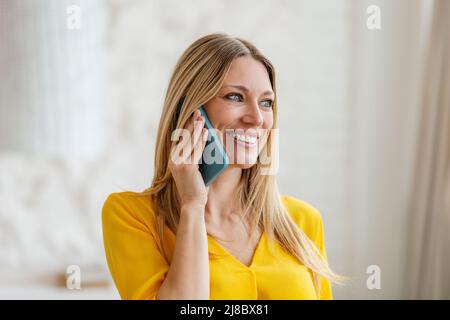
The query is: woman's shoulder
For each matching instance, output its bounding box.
[101,190,157,232]
[280,194,325,241]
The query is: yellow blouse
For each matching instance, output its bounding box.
[101,191,333,300]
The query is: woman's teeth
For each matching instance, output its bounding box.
[233,133,257,145]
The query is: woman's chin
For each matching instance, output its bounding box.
[228,162,257,170]
[228,156,259,169]
[225,147,261,169]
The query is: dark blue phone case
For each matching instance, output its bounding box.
[198,106,229,186]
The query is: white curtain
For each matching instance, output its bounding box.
[0,0,104,157]
[346,0,430,299]
[405,0,450,299]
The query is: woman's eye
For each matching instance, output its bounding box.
[226,93,243,102]
[225,93,273,108]
[260,99,273,108]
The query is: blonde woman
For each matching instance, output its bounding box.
[102,33,343,300]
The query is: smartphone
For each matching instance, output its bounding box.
[175,99,229,186]
[198,105,229,186]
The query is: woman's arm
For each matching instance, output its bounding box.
[157,109,209,299]
[156,201,209,299]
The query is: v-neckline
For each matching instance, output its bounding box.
[207,231,265,269]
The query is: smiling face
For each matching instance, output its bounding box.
[204,55,275,169]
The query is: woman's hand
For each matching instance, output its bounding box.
[169,109,209,208]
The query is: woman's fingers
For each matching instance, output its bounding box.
[175,109,198,150]
[192,128,209,164]
[170,111,194,165]
[171,109,205,165]
[191,116,205,150]
[188,111,207,163]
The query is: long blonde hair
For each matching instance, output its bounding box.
[140,33,344,297]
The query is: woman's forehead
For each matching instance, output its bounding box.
[222,57,273,94]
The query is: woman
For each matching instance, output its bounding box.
[102,33,343,300]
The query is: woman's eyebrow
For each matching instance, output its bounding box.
[222,84,274,96]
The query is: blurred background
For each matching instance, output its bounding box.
[0,0,449,299]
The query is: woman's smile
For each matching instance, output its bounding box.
[225,130,260,148]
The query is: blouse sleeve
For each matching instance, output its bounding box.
[101,193,169,300]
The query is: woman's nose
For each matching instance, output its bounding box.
[242,100,264,126]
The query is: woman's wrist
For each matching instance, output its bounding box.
[180,201,206,216]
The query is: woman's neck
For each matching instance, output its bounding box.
[204,166,242,223]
